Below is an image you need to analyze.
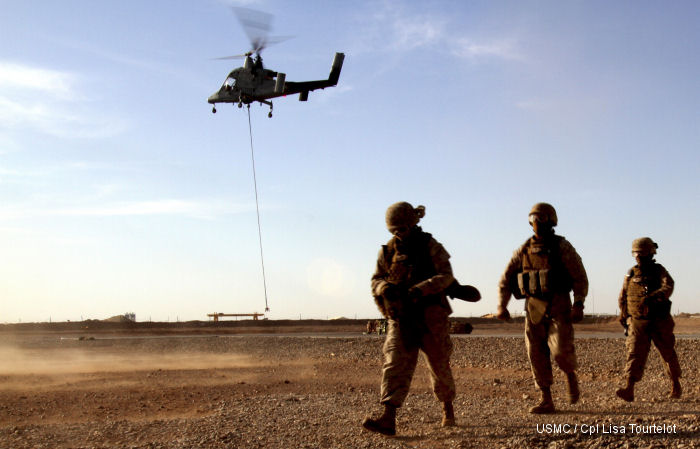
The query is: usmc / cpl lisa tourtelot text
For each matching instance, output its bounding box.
[536,423,678,435]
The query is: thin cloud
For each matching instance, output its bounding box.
[0,133,20,154]
[52,37,183,77]
[451,37,523,61]
[0,161,109,182]
[0,62,75,99]
[389,15,446,52]
[0,199,255,221]
[356,2,447,54]
[0,61,127,139]
[353,2,523,63]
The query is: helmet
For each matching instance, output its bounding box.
[632,237,657,256]
[528,202,558,226]
[385,202,425,228]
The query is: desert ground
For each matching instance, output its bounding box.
[1,316,700,448]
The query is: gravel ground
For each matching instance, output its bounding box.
[1,333,699,448]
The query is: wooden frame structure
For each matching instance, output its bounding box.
[207,313,264,322]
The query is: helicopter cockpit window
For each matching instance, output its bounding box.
[223,77,236,91]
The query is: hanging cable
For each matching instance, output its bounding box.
[246,105,270,312]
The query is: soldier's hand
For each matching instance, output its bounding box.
[407,286,422,303]
[384,301,403,320]
[649,294,665,303]
[381,286,400,320]
[571,302,584,323]
[382,284,404,303]
[496,305,511,321]
[618,314,627,328]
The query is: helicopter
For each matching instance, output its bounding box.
[208,51,344,117]
[208,8,344,118]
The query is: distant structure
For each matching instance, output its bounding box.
[207,313,264,322]
[103,312,136,323]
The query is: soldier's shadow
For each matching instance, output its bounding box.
[390,422,479,442]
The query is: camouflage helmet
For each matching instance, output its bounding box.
[528,202,558,226]
[385,202,425,228]
[632,237,658,256]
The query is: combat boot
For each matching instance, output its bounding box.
[441,401,455,427]
[566,372,580,404]
[615,379,635,402]
[362,404,396,436]
[529,387,555,414]
[670,378,682,399]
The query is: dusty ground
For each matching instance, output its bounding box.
[1,317,700,448]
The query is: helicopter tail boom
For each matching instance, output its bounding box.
[282,52,345,98]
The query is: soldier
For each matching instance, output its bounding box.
[615,237,681,401]
[497,202,588,414]
[362,202,457,436]
[366,320,376,334]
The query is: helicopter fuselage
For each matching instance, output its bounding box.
[208,67,279,105]
[208,52,344,116]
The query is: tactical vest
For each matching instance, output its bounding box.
[515,235,572,299]
[383,229,446,308]
[625,264,669,319]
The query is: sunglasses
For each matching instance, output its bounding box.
[528,214,545,225]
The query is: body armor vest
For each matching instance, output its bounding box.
[384,229,444,308]
[516,235,572,299]
[625,264,667,319]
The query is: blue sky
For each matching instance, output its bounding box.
[1,0,698,322]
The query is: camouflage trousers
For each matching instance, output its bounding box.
[525,310,577,390]
[380,305,456,407]
[625,316,681,382]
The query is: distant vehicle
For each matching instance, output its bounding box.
[207,7,344,117]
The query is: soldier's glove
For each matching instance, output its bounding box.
[445,280,481,302]
[619,314,629,336]
[571,301,584,323]
[618,314,627,328]
[407,286,422,303]
[382,283,404,302]
[645,294,671,317]
[644,294,662,304]
[382,284,406,320]
[496,305,511,322]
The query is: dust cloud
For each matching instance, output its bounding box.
[0,344,257,376]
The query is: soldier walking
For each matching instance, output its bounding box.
[616,237,681,401]
[362,202,457,436]
[497,203,588,414]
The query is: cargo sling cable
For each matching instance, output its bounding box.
[246,105,270,312]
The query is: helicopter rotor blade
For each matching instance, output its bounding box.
[232,7,293,56]
[233,7,273,53]
[212,54,247,60]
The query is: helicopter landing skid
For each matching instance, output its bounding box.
[259,100,273,118]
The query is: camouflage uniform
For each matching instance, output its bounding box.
[618,262,680,384]
[499,234,588,391]
[371,227,456,408]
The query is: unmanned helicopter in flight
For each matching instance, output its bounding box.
[207,8,344,117]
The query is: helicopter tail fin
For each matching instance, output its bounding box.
[328,53,344,86]
[275,73,286,94]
